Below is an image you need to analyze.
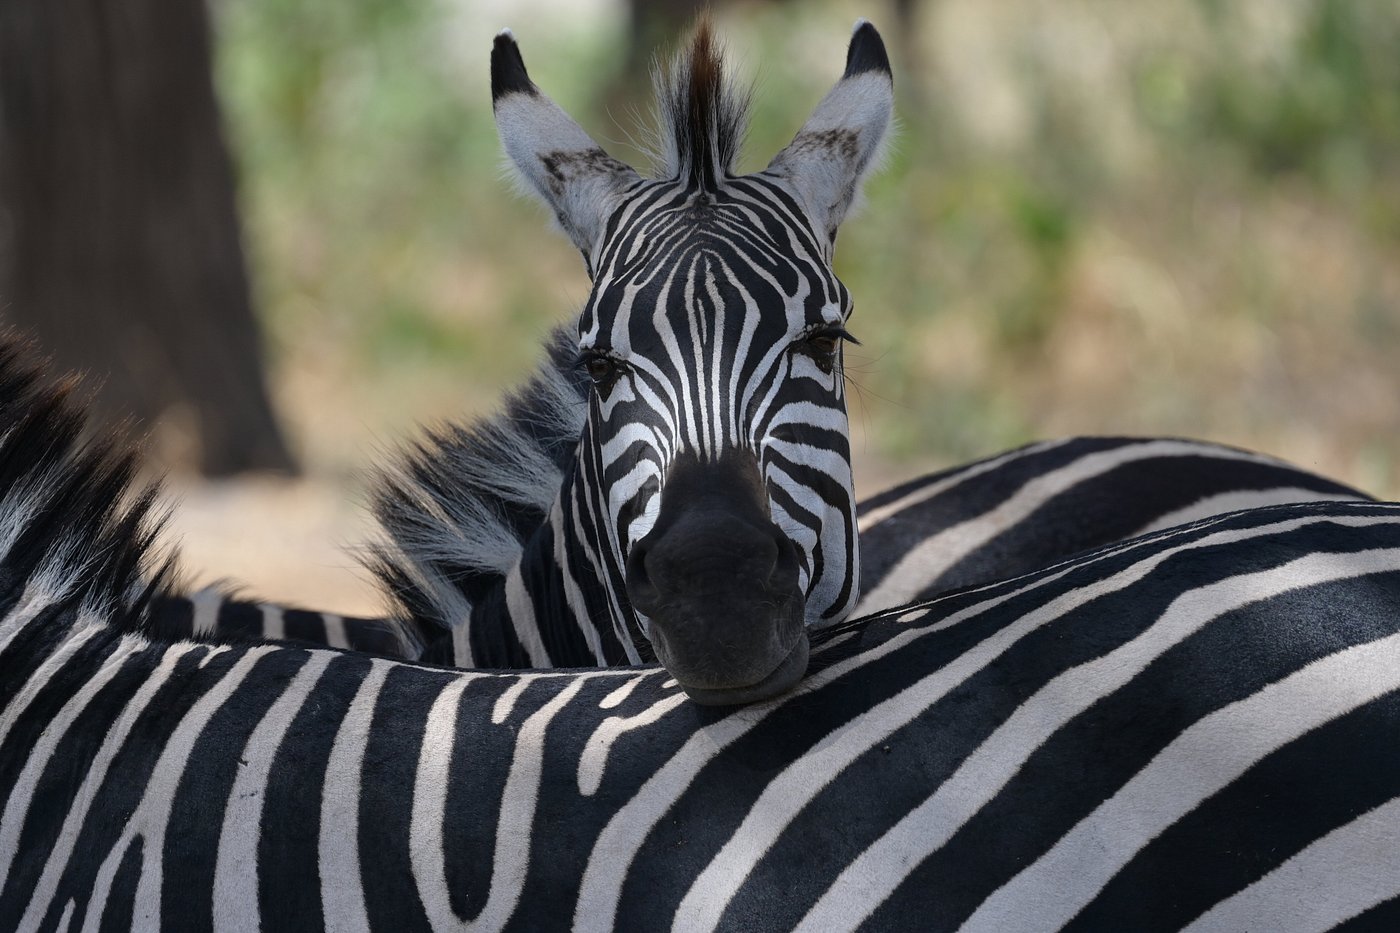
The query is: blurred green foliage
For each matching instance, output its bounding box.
[215,0,1400,496]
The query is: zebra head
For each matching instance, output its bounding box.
[492,21,892,704]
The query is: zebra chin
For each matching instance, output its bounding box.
[625,448,812,705]
[641,596,810,706]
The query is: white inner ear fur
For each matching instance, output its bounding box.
[494,92,640,256]
[767,71,894,240]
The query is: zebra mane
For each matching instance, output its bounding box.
[653,18,752,189]
[364,325,589,632]
[0,338,179,640]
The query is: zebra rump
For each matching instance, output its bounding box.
[4,339,1400,929]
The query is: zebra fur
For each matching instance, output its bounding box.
[167,424,1370,669]
[3,339,1400,929]
[146,585,424,659]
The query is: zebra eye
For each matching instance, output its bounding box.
[796,327,857,375]
[800,327,856,357]
[579,352,620,387]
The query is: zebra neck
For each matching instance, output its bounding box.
[454,463,648,669]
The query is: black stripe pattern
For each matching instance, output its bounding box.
[2,341,1400,928]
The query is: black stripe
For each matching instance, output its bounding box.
[282,609,327,646]
[357,666,442,933]
[1074,688,1400,931]
[218,600,266,640]
[163,649,307,927]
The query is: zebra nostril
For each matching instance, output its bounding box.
[625,540,661,614]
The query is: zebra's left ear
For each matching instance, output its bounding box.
[765,20,894,243]
[491,30,642,263]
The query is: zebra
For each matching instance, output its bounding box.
[5,334,1400,931]
[146,584,424,658]
[354,18,896,705]
[156,434,1369,668]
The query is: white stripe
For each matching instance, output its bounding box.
[411,674,590,931]
[492,678,531,724]
[554,504,608,665]
[1133,487,1364,536]
[322,613,350,649]
[213,651,333,932]
[857,440,1065,530]
[797,546,1400,932]
[855,439,1295,614]
[966,623,1400,932]
[599,674,647,710]
[319,659,392,933]
[577,692,688,797]
[451,616,475,667]
[191,586,223,636]
[1182,796,1400,933]
[504,564,552,667]
[79,646,276,933]
[259,603,286,641]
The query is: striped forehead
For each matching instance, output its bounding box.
[579,179,843,348]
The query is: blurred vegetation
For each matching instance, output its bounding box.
[214,0,1400,497]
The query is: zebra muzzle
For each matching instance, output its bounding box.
[625,450,809,705]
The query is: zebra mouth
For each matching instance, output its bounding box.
[676,634,810,706]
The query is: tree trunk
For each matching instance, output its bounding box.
[0,0,297,476]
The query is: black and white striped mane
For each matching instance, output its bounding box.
[655,20,751,189]
[0,340,177,639]
[365,328,587,633]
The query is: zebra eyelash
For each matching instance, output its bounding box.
[795,327,859,374]
[797,325,860,348]
[575,349,627,388]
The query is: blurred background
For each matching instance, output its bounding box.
[1,0,1397,613]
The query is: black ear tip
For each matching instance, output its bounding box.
[491,28,536,101]
[844,19,892,81]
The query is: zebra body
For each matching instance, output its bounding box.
[855,435,1368,612]
[4,340,1400,930]
[164,435,1368,670]
[147,585,422,658]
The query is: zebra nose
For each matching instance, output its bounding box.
[626,510,784,619]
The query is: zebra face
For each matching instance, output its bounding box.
[493,20,892,703]
[576,183,858,702]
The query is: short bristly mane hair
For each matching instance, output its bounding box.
[0,338,180,641]
[653,19,752,188]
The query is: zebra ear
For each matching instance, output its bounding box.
[491,30,641,261]
[765,20,894,243]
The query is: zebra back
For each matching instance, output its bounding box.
[146,586,425,659]
[163,434,1372,668]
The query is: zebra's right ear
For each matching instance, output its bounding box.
[492,30,641,263]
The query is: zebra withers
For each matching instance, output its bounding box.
[371,20,894,704]
[4,339,1400,930]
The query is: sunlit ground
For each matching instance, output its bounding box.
[164,0,1400,613]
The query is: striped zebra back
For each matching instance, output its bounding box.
[146,586,425,659]
[165,435,1371,668]
[855,435,1370,613]
[2,341,1398,928]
